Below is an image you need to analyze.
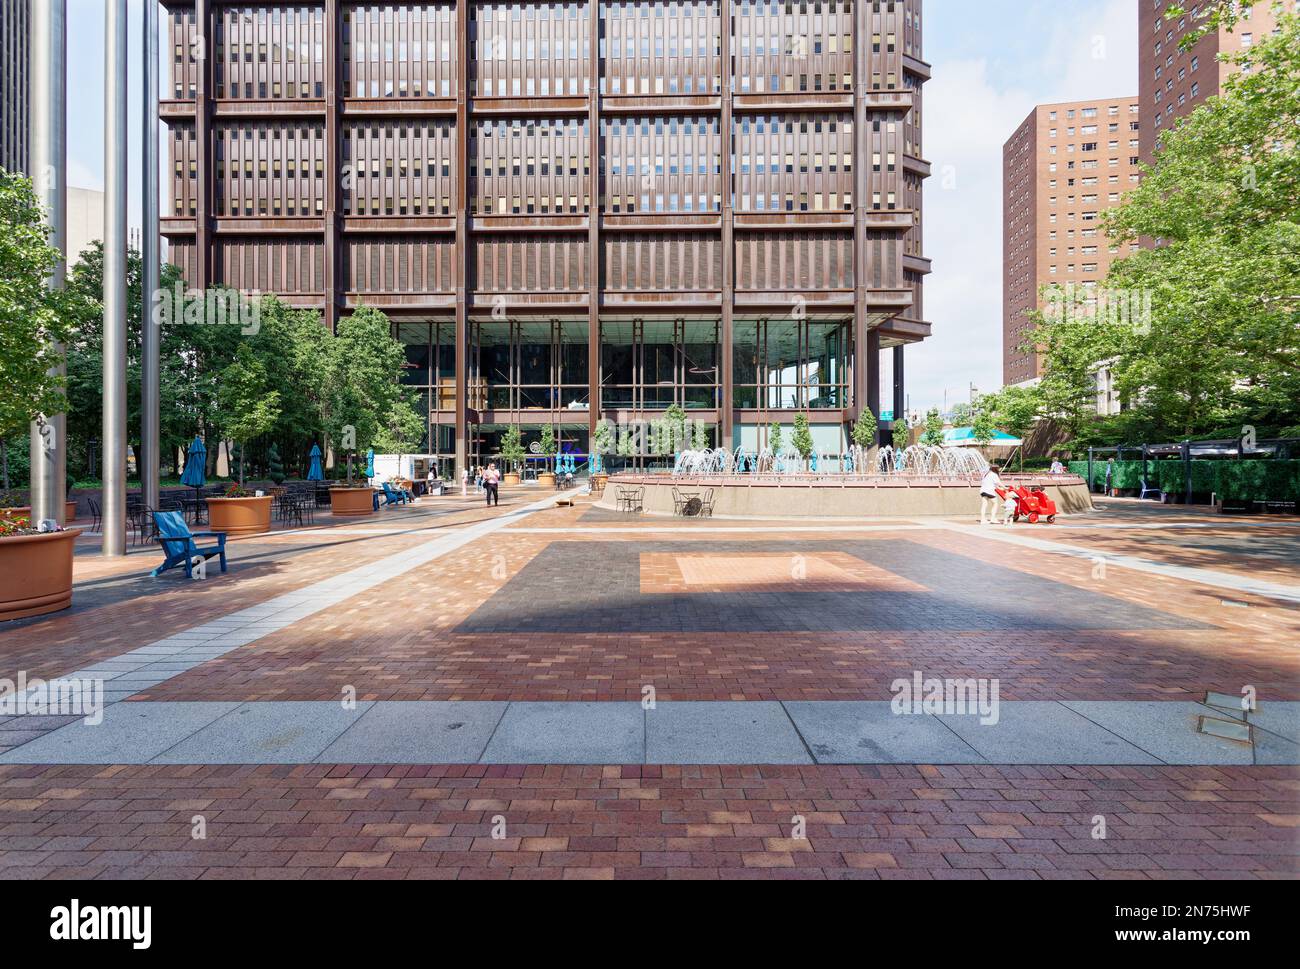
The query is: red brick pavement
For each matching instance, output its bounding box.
[0,763,1293,880]
[0,496,533,685]
[133,521,1300,703]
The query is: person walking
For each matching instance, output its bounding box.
[979,464,1004,525]
[461,466,468,497]
[483,462,501,507]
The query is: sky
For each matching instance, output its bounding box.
[63,0,1140,414]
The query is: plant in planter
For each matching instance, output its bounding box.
[308,307,419,512]
[892,418,910,454]
[217,344,281,484]
[617,424,635,469]
[920,408,945,447]
[792,412,815,463]
[500,425,525,483]
[852,409,878,472]
[538,425,557,482]
[692,419,709,452]
[768,423,783,456]
[266,443,285,485]
[0,171,79,620]
[204,481,273,536]
[592,419,615,475]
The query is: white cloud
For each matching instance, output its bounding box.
[907,0,1138,413]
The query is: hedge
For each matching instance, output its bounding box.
[1068,459,1300,502]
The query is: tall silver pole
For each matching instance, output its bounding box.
[141,0,160,509]
[28,0,68,526]
[102,0,129,557]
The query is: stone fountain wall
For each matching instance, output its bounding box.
[596,474,1093,519]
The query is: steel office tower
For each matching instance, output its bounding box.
[161,0,929,471]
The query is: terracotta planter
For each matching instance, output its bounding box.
[0,528,82,621]
[538,472,556,487]
[502,473,521,486]
[2,502,79,523]
[329,487,376,517]
[206,495,274,535]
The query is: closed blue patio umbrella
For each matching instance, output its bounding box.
[306,444,324,482]
[364,448,375,480]
[180,436,208,523]
[180,436,207,490]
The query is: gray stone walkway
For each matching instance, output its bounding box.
[2,699,1294,766]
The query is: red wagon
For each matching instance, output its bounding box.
[996,485,1058,524]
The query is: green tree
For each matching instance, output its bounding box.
[1033,11,1300,441]
[0,172,70,487]
[266,442,285,485]
[971,405,997,450]
[852,410,877,450]
[949,402,974,427]
[892,419,909,452]
[1165,0,1267,46]
[317,306,418,485]
[217,343,281,484]
[692,420,709,451]
[791,412,814,459]
[594,419,615,455]
[978,385,1041,470]
[662,403,688,455]
[539,423,557,469]
[499,424,525,472]
[768,423,783,454]
[920,408,945,447]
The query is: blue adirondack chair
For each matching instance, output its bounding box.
[151,510,228,579]
[379,482,408,506]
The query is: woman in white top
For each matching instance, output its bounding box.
[979,465,1004,525]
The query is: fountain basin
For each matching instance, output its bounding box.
[596,474,1092,519]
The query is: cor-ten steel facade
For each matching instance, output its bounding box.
[0,0,29,176]
[161,0,930,471]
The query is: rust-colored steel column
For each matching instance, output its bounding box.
[719,0,734,449]
[453,0,469,478]
[323,0,341,330]
[851,0,868,424]
[587,0,601,451]
[194,0,211,290]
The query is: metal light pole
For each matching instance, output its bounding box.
[102,0,129,557]
[28,0,67,526]
[141,0,161,509]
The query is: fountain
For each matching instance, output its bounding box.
[600,437,1090,519]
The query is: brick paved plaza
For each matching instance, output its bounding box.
[1,490,1297,880]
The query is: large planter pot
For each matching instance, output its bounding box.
[2,502,80,523]
[502,473,521,486]
[0,528,82,621]
[538,472,556,487]
[329,487,376,517]
[206,495,274,535]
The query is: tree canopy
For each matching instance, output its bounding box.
[1026,10,1300,444]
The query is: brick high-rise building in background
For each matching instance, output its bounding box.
[1002,98,1141,387]
[1139,0,1286,165]
[0,0,29,175]
[160,0,931,473]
